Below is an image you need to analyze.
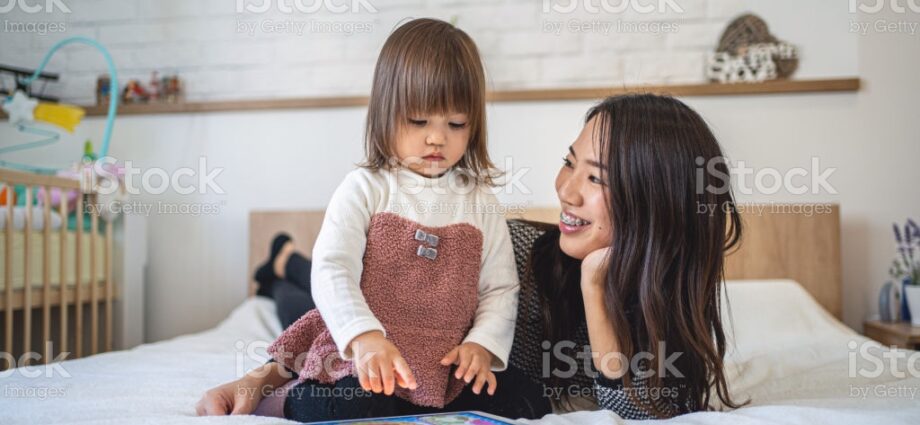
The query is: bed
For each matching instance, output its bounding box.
[2,204,918,424]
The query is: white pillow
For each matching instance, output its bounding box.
[718,279,878,406]
[720,279,856,358]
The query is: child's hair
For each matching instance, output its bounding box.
[362,18,496,185]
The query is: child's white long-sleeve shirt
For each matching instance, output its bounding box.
[310,166,520,370]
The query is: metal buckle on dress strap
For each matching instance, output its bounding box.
[416,245,438,260]
[414,229,439,247]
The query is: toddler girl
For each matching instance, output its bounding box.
[263,18,519,422]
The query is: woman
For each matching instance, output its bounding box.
[197,94,744,420]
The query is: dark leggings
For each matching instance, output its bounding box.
[268,253,315,329]
[265,253,552,421]
[282,367,551,422]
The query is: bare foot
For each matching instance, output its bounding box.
[273,241,295,279]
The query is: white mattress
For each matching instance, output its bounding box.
[2,280,919,425]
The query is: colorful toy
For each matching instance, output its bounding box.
[122,79,149,103]
[32,102,85,132]
[1,36,119,173]
[0,186,16,206]
[148,71,161,101]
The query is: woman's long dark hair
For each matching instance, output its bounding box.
[537,94,744,417]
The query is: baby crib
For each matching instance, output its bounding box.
[0,168,116,370]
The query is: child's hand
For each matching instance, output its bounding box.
[440,342,497,395]
[350,331,418,395]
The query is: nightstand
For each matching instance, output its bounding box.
[863,320,920,350]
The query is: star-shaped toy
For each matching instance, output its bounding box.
[2,90,38,125]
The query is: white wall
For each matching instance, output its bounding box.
[1,1,918,340]
[1,0,859,103]
[1,0,765,104]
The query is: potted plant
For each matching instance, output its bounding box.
[890,219,920,326]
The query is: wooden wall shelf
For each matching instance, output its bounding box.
[7,78,860,118]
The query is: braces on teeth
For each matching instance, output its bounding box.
[560,212,590,226]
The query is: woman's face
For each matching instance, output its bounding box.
[555,116,613,260]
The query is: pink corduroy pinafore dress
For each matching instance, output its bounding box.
[267,212,483,408]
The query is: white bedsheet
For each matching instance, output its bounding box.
[2,280,919,424]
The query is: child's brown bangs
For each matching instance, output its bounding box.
[395,44,480,120]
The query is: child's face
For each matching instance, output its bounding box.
[394,112,470,178]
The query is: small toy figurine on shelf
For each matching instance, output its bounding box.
[122,79,149,103]
[148,71,161,102]
[107,72,182,105]
[96,75,111,105]
[163,74,181,103]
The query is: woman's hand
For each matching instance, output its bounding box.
[350,330,418,395]
[196,376,262,416]
[581,247,611,289]
[195,362,291,416]
[440,342,497,395]
[579,247,627,379]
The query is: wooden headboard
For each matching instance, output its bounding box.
[249,203,842,318]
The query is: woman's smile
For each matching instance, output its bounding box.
[559,211,593,234]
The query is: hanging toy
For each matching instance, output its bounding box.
[1,36,119,174]
[36,169,81,214]
[33,102,85,133]
[82,139,97,162]
[1,91,38,124]
[0,186,16,206]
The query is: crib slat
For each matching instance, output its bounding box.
[90,200,98,355]
[22,186,32,365]
[42,187,52,364]
[75,194,83,358]
[105,219,113,353]
[4,186,13,370]
[59,194,68,359]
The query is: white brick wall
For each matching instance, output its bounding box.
[0,0,749,104]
